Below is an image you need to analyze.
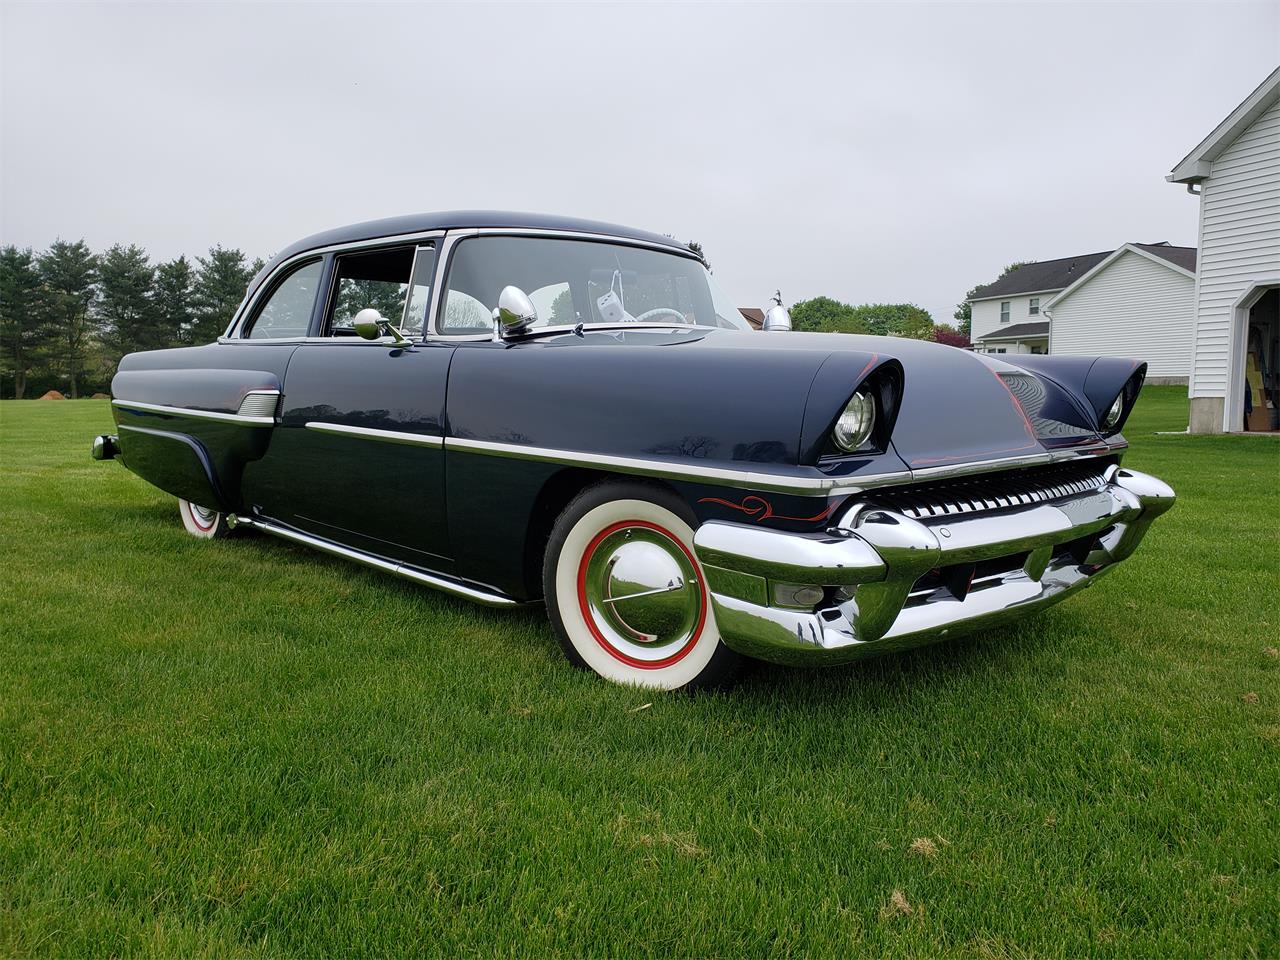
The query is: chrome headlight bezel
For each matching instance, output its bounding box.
[1103,393,1124,431]
[832,389,877,453]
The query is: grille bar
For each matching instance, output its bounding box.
[861,460,1112,520]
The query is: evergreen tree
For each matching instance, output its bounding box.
[98,243,162,362]
[154,256,195,344]
[190,246,253,342]
[0,245,47,399]
[37,239,98,398]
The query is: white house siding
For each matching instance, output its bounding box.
[1048,251,1194,379]
[1190,95,1280,401]
[970,293,1053,341]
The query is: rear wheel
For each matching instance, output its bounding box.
[543,483,744,691]
[177,499,232,540]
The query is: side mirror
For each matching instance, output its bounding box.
[353,308,385,340]
[763,304,792,332]
[353,307,409,346]
[495,285,537,339]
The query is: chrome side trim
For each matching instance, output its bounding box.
[443,437,1121,497]
[112,398,275,427]
[305,421,445,448]
[233,516,520,607]
[443,436,907,494]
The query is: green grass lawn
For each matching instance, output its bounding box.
[1,388,1276,957]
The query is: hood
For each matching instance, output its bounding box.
[697,329,1123,471]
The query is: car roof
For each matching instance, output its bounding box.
[269,210,689,264]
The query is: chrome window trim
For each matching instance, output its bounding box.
[113,398,275,427]
[224,230,448,340]
[237,256,326,342]
[305,421,444,448]
[426,228,705,340]
[442,437,1119,496]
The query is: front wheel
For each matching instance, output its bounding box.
[543,483,744,691]
[177,499,233,539]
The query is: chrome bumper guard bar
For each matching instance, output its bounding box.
[692,465,1175,666]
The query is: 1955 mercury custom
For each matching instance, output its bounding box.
[92,211,1175,689]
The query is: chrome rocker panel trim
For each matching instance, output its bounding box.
[233,516,521,608]
[692,466,1175,666]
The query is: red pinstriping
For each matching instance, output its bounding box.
[698,496,834,524]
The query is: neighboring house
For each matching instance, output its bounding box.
[1043,243,1197,384]
[968,252,1111,355]
[1168,66,1280,434]
[739,307,765,330]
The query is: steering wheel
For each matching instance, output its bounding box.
[633,307,689,324]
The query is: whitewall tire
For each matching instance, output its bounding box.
[543,483,744,691]
[178,499,232,539]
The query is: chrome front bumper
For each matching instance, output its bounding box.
[692,465,1175,666]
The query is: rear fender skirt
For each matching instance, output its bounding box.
[112,403,277,513]
[116,424,231,512]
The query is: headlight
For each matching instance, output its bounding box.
[1103,394,1124,431]
[833,390,876,452]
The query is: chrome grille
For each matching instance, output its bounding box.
[237,391,280,418]
[861,460,1112,520]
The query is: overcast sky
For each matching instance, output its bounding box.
[3,1,1278,324]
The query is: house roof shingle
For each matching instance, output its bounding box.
[970,243,1197,301]
[739,307,765,330]
[1133,242,1197,272]
[969,253,1112,301]
[974,321,1051,342]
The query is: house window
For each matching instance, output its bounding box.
[1000,301,1010,323]
[1029,297,1040,315]
[992,347,1007,354]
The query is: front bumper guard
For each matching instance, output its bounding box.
[692,465,1175,666]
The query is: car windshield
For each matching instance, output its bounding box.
[439,235,751,335]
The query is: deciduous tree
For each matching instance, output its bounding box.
[790,296,867,333]
[933,324,971,349]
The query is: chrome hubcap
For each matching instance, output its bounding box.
[580,524,703,664]
[190,504,217,529]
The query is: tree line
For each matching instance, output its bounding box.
[0,241,265,399]
[1,239,982,400]
[788,296,969,347]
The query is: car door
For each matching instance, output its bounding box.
[247,242,457,569]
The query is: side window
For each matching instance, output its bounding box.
[530,282,575,324]
[244,260,322,339]
[1028,297,1040,316]
[327,246,416,336]
[999,301,1011,323]
[442,290,492,332]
